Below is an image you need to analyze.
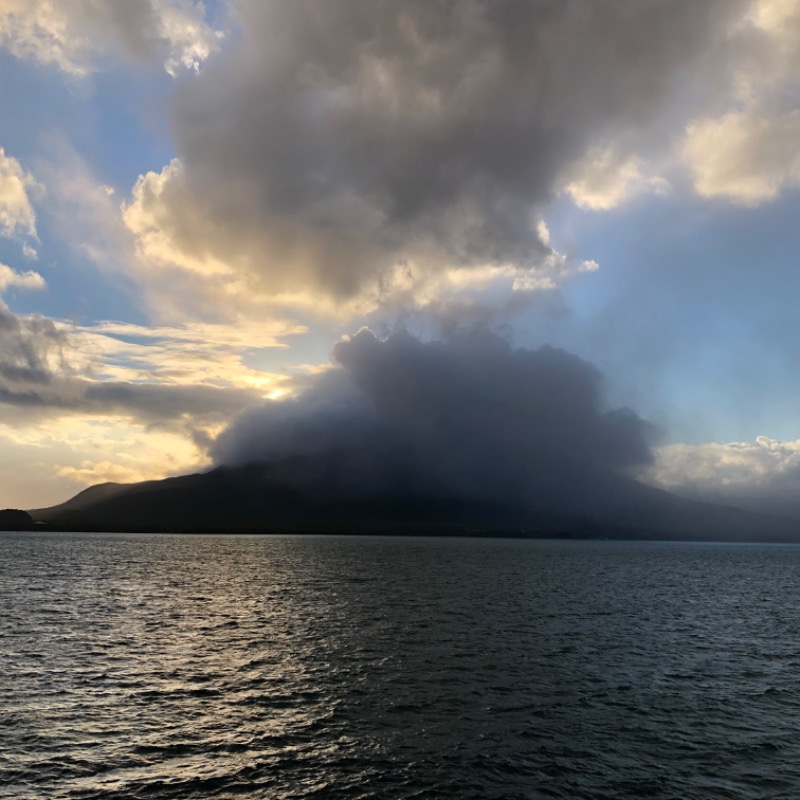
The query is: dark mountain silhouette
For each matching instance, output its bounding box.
[0,509,33,531]
[28,453,800,542]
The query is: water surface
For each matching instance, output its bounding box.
[3,533,800,799]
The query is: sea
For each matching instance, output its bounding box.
[2,532,800,800]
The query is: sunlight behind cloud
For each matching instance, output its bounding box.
[120,158,587,322]
[3,0,800,517]
[0,415,210,504]
[683,111,800,204]
[119,0,731,316]
[76,319,306,391]
[565,146,669,211]
[682,0,800,204]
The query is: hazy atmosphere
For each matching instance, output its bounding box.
[1,0,800,516]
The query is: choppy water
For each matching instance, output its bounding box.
[3,533,800,799]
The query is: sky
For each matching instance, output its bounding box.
[1,0,800,516]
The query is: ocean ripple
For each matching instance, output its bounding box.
[2,533,800,799]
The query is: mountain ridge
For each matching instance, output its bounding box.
[27,458,800,542]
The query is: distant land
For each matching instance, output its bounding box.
[0,509,33,531]
[17,455,800,543]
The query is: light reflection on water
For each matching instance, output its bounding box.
[3,532,800,799]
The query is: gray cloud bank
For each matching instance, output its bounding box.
[0,303,259,423]
[212,328,654,514]
[0,302,68,401]
[130,0,748,301]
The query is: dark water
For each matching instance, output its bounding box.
[3,534,800,799]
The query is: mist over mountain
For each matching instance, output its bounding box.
[32,329,800,542]
[213,328,654,508]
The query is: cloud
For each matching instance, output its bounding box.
[0,263,45,292]
[646,436,800,520]
[38,142,145,288]
[0,297,311,502]
[0,300,68,391]
[0,301,298,500]
[681,0,800,204]
[683,110,800,204]
[76,319,306,388]
[0,0,221,76]
[0,0,80,74]
[0,147,38,241]
[746,0,800,81]
[122,158,581,320]
[39,145,253,324]
[212,328,654,510]
[564,145,670,211]
[0,416,211,506]
[0,296,299,505]
[0,301,308,426]
[117,0,743,312]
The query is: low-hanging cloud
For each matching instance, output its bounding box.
[212,328,655,510]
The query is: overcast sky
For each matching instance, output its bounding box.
[1,0,799,514]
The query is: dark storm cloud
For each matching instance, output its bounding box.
[138,0,748,299]
[212,328,654,505]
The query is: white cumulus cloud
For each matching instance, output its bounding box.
[0,147,38,241]
[565,146,669,211]
[0,0,221,76]
[0,263,45,292]
[683,110,800,204]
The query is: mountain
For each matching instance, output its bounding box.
[28,456,800,542]
[0,509,33,530]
